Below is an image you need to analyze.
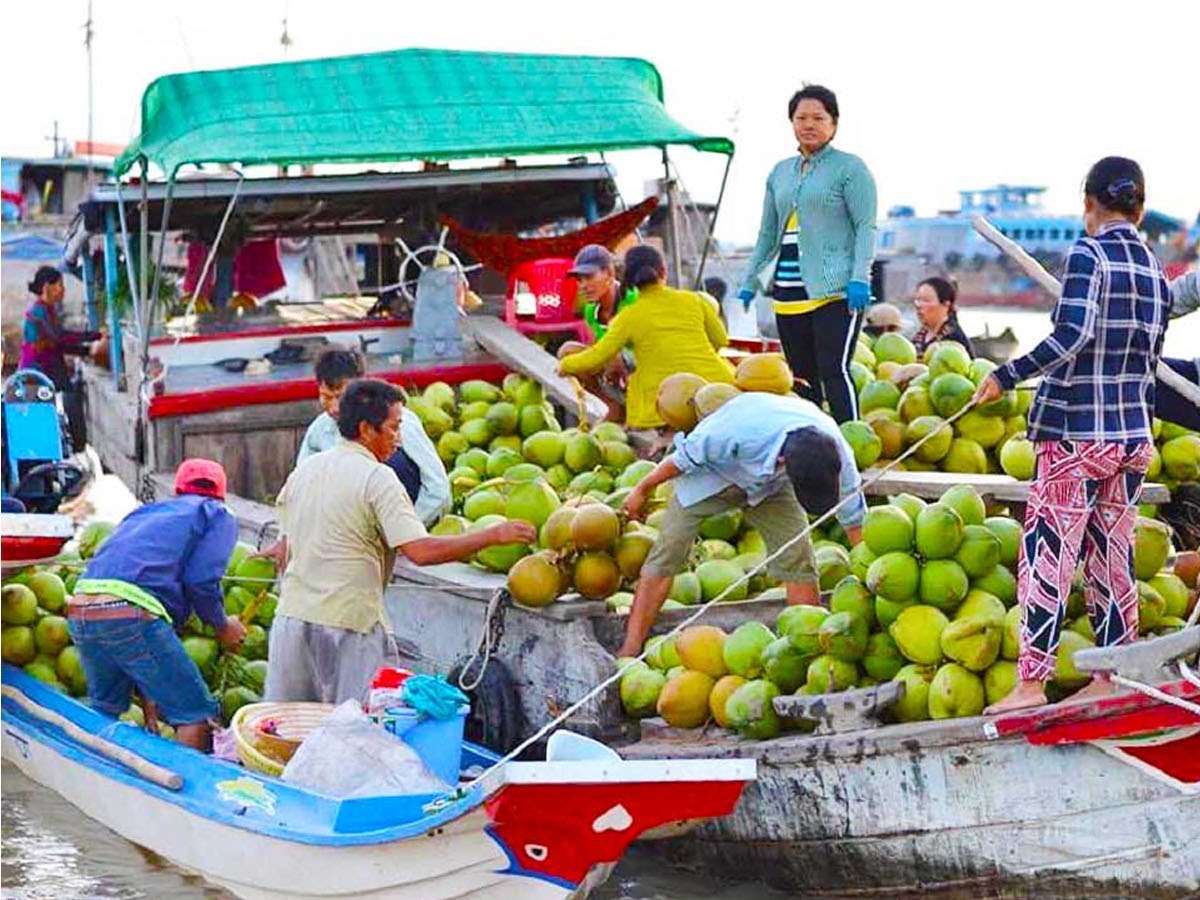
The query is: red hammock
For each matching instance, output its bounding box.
[440,197,658,277]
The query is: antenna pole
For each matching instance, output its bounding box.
[85,0,94,184]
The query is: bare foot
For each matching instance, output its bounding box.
[984,679,1048,715]
[1059,675,1122,706]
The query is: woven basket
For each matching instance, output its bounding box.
[231,701,334,777]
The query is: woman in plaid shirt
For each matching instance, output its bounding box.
[974,157,1172,715]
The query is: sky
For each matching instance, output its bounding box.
[3,0,1198,245]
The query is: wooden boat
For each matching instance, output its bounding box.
[620,628,1200,896]
[0,664,754,899]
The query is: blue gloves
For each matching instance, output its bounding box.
[737,288,756,312]
[846,280,871,312]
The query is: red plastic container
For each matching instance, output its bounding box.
[371,666,414,689]
[508,257,578,323]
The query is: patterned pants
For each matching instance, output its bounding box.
[1017,440,1153,682]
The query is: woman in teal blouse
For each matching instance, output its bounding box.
[737,85,878,423]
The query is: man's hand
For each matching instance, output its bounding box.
[972,375,1002,408]
[253,538,288,568]
[216,617,247,651]
[487,520,537,545]
[623,485,649,521]
[737,288,756,312]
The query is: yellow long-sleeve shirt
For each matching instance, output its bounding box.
[560,282,735,428]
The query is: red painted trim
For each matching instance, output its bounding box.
[148,317,411,347]
[147,362,509,418]
[1027,706,1200,745]
[0,535,70,561]
[1115,731,1200,784]
[991,680,1200,739]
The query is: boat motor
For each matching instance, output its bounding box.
[2,369,89,513]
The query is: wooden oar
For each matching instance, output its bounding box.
[1,684,184,791]
[971,215,1200,408]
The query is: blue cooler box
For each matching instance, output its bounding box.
[383,704,469,785]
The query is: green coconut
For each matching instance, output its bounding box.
[928,663,985,718]
[760,637,812,693]
[862,631,906,681]
[889,604,949,665]
[891,663,936,722]
[914,503,964,560]
[866,552,920,604]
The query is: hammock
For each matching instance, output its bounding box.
[440,197,658,277]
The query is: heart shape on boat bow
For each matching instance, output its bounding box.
[591,804,633,833]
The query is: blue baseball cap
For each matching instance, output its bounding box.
[567,244,614,277]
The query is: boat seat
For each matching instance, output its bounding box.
[1073,626,1200,684]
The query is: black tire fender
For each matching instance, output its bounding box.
[447,655,523,755]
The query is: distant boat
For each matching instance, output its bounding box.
[877,185,1086,264]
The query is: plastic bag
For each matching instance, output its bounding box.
[281,700,450,798]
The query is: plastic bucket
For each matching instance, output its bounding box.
[382,705,469,786]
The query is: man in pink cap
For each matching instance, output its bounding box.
[69,458,247,750]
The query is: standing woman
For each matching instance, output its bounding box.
[975,157,1171,714]
[19,266,100,390]
[911,276,974,357]
[737,85,877,423]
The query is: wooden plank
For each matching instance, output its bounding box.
[863,468,1170,505]
[2,684,183,790]
[462,315,607,423]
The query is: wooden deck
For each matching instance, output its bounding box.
[864,467,1171,505]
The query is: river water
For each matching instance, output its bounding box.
[4,304,1197,898]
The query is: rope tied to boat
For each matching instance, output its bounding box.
[1109,669,1200,718]
[458,588,510,692]
[454,396,985,793]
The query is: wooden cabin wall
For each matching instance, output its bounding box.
[153,398,318,503]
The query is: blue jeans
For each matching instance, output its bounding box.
[67,616,218,725]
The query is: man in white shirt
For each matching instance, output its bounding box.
[265,379,534,704]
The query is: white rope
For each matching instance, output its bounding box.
[1179,660,1200,692]
[172,174,245,346]
[667,159,735,279]
[1109,674,1200,717]
[456,397,982,791]
[113,185,145,348]
[458,589,505,692]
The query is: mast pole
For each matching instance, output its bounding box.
[663,149,682,285]
[85,0,94,186]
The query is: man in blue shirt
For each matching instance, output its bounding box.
[616,390,866,658]
[71,459,246,750]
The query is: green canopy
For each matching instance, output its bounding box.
[115,48,733,177]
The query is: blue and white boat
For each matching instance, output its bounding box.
[1,665,754,899]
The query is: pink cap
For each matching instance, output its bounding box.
[174,458,227,501]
